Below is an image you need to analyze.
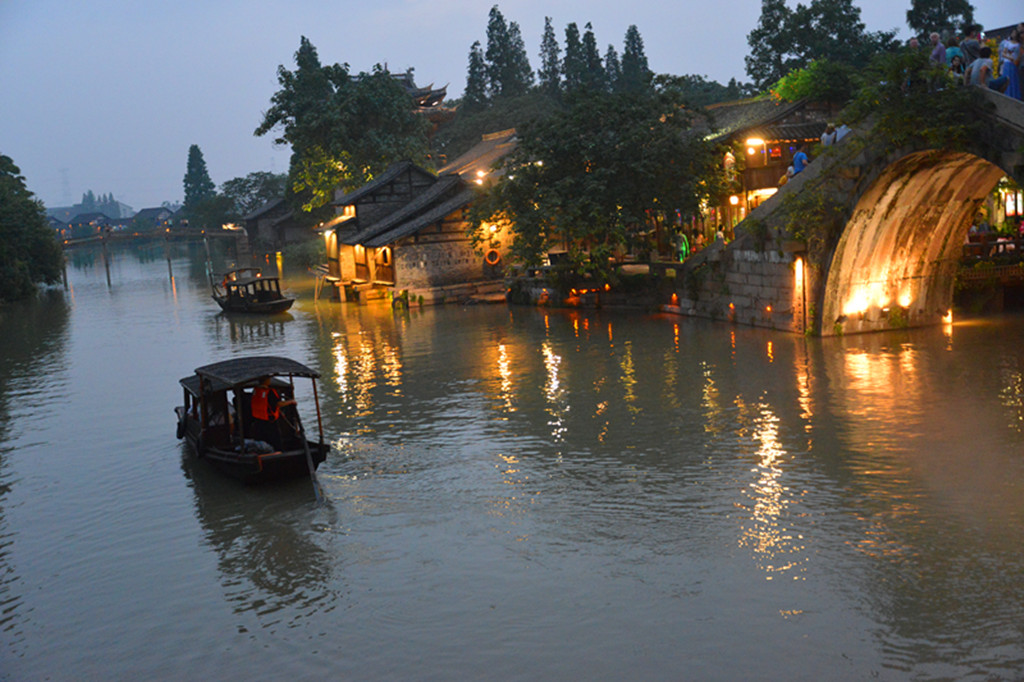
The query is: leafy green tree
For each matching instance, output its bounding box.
[906,0,975,39]
[464,40,489,110]
[189,193,236,231]
[538,17,562,96]
[745,0,898,91]
[620,25,652,93]
[770,58,858,105]
[183,144,215,213]
[472,86,724,273]
[255,37,430,211]
[657,74,755,107]
[220,171,288,217]
[0,154,63,302]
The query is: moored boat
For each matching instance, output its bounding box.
[175,356,328,483]
[212,267,294,314]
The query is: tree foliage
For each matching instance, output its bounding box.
[220,171,288,217]
[537,17,561,96]
[841,48,982,149]
[183,144,215,212]
[0,154,63,302]
[464,41,489,110]
[907,0,975,40]
[746,0,898,90]
[620,25,652,92]
[770,58,858,105]
[471,86,725,273]
[255,37,430,211]
[484,6,534,98]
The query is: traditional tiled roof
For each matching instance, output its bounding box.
[438,129,517,179]
[340,174,465,245]
[243,197,288,221]
[742,121,826,142]
[364,187,477,248]
[704,98,808,141]
[331,161,435,206]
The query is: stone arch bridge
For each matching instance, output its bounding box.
[675,89,1024,335]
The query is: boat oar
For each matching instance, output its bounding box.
[298,423,325,503]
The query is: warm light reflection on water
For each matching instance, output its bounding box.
[740,401,804,579]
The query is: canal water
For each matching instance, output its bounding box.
[2,242,1024,680]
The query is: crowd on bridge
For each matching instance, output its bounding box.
[917,22,1024,99]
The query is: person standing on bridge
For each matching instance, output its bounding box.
[999,29,1021,100]
[792,144,809,175]
[960,26,982,67]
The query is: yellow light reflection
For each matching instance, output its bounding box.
[740,401,805,579]
[542,341,567,444]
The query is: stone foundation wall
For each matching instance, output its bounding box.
[672,247,808,334]
[395,239,498,289]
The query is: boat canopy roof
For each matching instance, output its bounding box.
[181,356,320,393]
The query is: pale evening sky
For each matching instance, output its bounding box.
[1,0,1019,212]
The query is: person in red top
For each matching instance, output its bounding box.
[252,379,281,421]
[251,378,296,444]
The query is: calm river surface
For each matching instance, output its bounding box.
[2,242,1024,680]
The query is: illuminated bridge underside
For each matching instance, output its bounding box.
[824,151,1005,334]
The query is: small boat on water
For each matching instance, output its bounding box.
[175,356,329,483]
[212,267,294,314]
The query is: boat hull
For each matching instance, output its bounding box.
[176,409,327,483]
[213,296,294,314]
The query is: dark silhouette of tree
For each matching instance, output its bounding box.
[620,25,652,92]
[745,0,897,91]
[183,144,215,214]
[0,154,62,301]
[604,45,622,91]
[255,36,429,211]
[580,23,606,91]
[907,0,975,39]
[464,40,489,110]
[562,22,585,92]
[538,16,562,96]
[484,5,533,98]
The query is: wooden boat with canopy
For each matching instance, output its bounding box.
[212,267,294,314]
[175,356,328,482]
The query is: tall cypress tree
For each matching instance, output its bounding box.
[581,23,605,91]
[562,22,585,92]
[183,144,215,212]
[464,40,489,109]
[620,25,652,92]
[506,21,534,96]
[538,16,562,96]
[604,45,622,92]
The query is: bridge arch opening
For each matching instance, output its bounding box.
[822,150,1011,335]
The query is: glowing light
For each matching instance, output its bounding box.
[942,309,953,324]
[746,137,765,147]
[671,293,679,305]
[729,195,740,206]
[898,293,912,308]
[766,305,772,313]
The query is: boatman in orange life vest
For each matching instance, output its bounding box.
[251,378,296,442]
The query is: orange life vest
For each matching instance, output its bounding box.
[251,385,279,420]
